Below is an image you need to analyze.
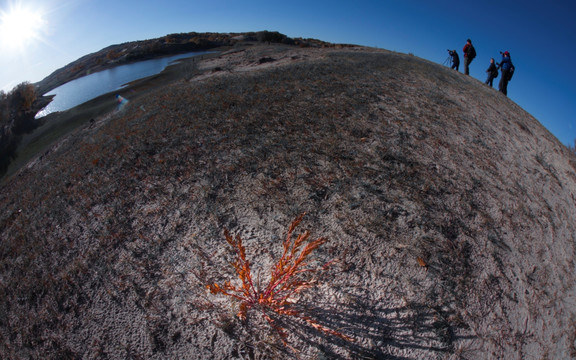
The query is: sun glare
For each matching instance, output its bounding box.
[0,3,46,51]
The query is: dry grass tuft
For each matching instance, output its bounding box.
[207,213,353,347]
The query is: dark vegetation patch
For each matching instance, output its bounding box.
[0,83,50,176]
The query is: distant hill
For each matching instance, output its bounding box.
[35,31,336,95]
[1,40,576,359]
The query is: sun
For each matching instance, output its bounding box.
[0,3,46,52]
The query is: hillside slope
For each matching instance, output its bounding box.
[1,45,576,359]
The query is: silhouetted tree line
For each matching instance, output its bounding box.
[0,82,41,176]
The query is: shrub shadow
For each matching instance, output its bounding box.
[272,293,475,359]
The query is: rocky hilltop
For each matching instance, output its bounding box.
[1,43,575,359]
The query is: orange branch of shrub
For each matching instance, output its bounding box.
[206,213,353,345]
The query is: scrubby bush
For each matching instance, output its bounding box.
[106,49,122,60]
[207,214,353,347]
[255,31,293,45]
[0,82,41,176]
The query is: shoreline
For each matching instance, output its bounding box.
[2,50,224,183]
[2,42,353,183]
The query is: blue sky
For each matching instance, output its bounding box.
[1,0,575,146]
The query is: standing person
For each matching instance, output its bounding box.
[485,58,498,87]
[463,39,476,75]
[498,51,515,96]
[448,49,460,71]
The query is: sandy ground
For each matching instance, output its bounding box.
[1,44,576,359]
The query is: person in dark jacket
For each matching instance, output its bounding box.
[448,49,460,71]
[498,51,515,96]
[485,58,498,87]
[463,39,476,75]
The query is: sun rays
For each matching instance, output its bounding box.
[0,2,47,52]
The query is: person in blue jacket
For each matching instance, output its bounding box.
[498,51,515,96]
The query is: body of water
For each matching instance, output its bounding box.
[36,51,211,118]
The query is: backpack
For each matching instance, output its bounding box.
[508,65,515,81]
[492,69,498,79]
[468,45,476,60]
